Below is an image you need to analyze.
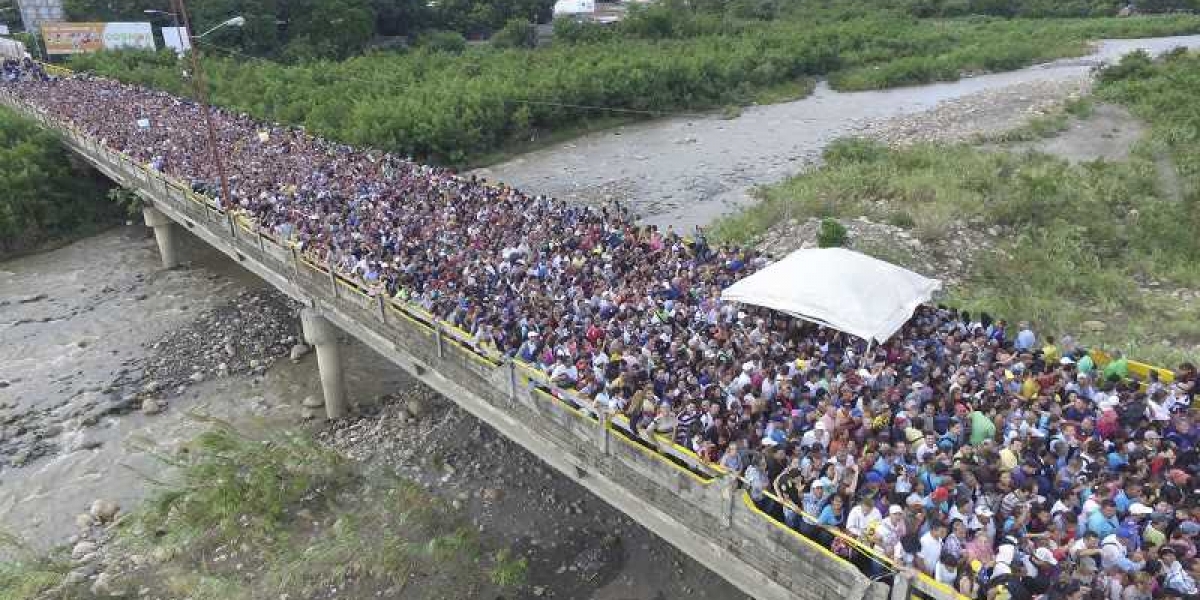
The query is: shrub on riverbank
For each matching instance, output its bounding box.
[0,107,118,258]
[66,15,1200,165]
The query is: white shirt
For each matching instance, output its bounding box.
[846,505,882,537]
[919,532,943,574]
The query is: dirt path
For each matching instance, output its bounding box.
[474,36,1200,230]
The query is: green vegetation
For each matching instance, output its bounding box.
[1098,48,1200,204]
[817,218,849,248]
[0,533,68,600]
[0,418,522,600]
[118,418,511,599]
[489,548,530,588]
[491,18,539,49]
[0,106,119,258]
[979,97,1096,143]
[67,14,1200,164]
[714,50,1200,364]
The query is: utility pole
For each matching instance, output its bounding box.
[170,0,233,212]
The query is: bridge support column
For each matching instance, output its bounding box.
[301,308,348,420]
[142,206,179,269]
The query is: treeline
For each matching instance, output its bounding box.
[60,0,554,60]
[67,14,1200,165]
[0,107,119,257]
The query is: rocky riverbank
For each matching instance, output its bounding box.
[1,286,299,471]
[318,386,742,600]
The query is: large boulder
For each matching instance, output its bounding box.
[89,499,120,523]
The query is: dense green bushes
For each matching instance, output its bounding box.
[66,15,1200,164]
[0,107,117,257]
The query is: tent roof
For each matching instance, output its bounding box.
[720,247,941,343]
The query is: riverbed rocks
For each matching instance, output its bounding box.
[754,216,996,287]
[107,289,300,400]
[141,398,162,416]
[89,499,120,523]
[289,343,311,362]
[859,76,1092,146]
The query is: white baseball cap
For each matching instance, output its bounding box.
[1129,503,1154,516]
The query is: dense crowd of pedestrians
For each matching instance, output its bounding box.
[2,65,1197,600]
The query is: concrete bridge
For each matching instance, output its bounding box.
[3,93,959,600]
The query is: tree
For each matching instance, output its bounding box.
[282,0,375,60]
[0,108,117,256]
[490,18,535,48]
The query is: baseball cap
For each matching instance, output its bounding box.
[1129,503,1153,516]
[1034,547,1058,565]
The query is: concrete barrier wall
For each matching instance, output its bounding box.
[3,93,913,600]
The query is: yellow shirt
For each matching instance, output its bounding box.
[998,447,1020,471]
[1020,377,1040,400]
[1042,344,1060,364]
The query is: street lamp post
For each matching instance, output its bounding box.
[166,0,241,215]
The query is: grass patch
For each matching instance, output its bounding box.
[0,533,70,600]
[489,548,530,588]
[977,97,1097,143]
[36,417,520,600]
[747,77,818,105]
[714,134,1200,355]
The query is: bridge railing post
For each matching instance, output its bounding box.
[507,359,518,405]
[290,246,300,280]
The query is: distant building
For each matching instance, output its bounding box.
[553,0,597,17]
[15,0,63,34]
[553,0,634,24]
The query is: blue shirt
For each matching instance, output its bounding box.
[1088,511,1118,538]
[1015,329,1036,351]
[817,504,842,527]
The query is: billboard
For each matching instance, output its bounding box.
[553,0,596,15]
[161,26,191,55]
[0,37,27,60]
[42,22,156,55]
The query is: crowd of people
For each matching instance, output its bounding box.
[1,57,48,83]
[3,65,1198,600]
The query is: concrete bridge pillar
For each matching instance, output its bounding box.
[142,206,179,269]
[300,308,347,420]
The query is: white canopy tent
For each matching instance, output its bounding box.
[720,247,941,343]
